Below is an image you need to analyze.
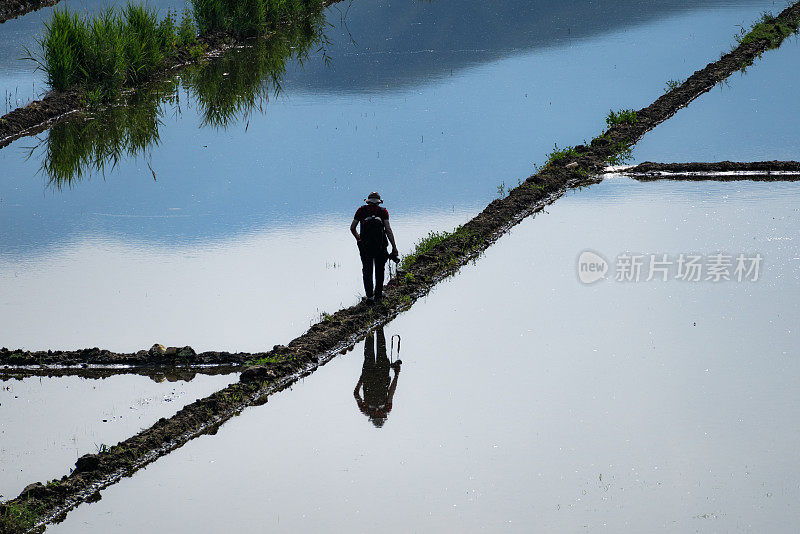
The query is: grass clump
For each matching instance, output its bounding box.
[248,353,289,366]
[605,108,638,126]
[605,141,633,166]
[735,11,800,49]
[31,0,323,101]
[31,3,194,100]
[400,226,482,272]
[544,143,578,167]
[664,79,681,93]
[35,11,326,185]
[0,501,46,533]
[400,230,455,271]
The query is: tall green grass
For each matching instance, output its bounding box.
[33,0,323,100]
[33,3,191,99]
[36,13,326,185]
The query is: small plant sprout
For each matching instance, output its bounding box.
[605,109,638,126]
[664,79,681,93]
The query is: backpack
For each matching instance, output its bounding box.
[361,214,388,254]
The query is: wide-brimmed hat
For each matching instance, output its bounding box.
[365,192,383,204]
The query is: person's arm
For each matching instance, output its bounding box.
[384,219,398,254]
[350,219,360,242]
[354,377,363,398]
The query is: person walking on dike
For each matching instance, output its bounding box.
[350,192,398,303]
[354,327,401,428]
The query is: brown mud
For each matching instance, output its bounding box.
[0,346,251,367]
[2,3,800,532]
[0,0,59,23]
[619,160,800,180]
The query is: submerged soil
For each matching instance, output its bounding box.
[3,3,800,532]
[0,0,59,23]
[621,160,800,180]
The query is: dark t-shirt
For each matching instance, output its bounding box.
[354,204,389,222]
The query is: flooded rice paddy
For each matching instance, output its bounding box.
[633,35,800,163]
[47,177,800,532]
[0,371,237,499]
[1,0,799,530]
[0,0,784,352]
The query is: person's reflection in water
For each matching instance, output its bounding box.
[354,328,401,428]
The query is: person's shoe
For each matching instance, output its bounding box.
[366,296,374,305]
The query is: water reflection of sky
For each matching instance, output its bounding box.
[0,0,774,106]
[47,177,800,533]
[633,37,800,162]
[0,1,779,250]
[0,0,787,351]
[0,372,237,499]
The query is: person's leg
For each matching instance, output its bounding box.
[360,246,374,299]
[374,254,387,299]
[364,330,376,366]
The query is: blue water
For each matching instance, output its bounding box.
[0,0,781,352]
[0,371,237,499]
[633,35,800,162]
[47,177,800,533]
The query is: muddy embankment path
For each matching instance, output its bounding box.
[616,160,800,180]
[0,0,59,24]
[0,0,346,150]
[2,3,800,533]
[0,346,252,368]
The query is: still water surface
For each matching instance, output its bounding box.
[0,0,779,352]
[48,177,800,532]
[633,36,800,163]
[0,371,237,498]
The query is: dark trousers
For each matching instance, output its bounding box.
[359,244,387,299]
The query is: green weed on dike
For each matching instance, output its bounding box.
[400,226,482,272]
[605,108,638,126]
[735,10,800,49]
[0,500,46,533]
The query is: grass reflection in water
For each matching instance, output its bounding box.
[34,12,327,188]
